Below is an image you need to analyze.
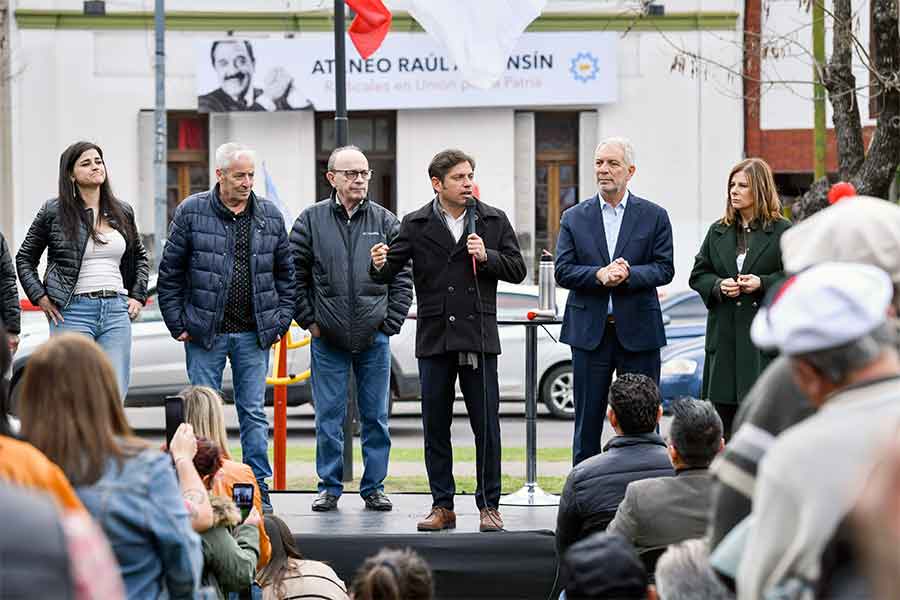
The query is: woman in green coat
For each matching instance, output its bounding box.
[689,158,791,438]
[192,437,261,599]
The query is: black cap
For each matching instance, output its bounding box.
[560,533,648,599]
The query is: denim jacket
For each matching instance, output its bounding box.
[76,448,202,599]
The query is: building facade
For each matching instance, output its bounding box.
[6,0,743,290]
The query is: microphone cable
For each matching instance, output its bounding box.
[469,200,503,531]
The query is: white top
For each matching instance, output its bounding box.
[73,228,128,295]
[441,204,467,243]
[601,190,629,314]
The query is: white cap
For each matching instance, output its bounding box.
[781,196,900,284]
[750,262,893,355]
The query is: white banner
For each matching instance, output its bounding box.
[195,32,617,112]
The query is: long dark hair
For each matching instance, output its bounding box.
[58,141,135,245]
[258,515,305,597]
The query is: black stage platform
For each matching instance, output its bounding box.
[271,491,563,600]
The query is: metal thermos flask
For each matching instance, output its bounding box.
[538,252,556,315]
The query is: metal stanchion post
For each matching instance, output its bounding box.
[500,321,560,506]
[273,339,288,490]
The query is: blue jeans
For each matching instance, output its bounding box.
[185,332,272,508]
[50,294,132,398]
[311,332,391,498]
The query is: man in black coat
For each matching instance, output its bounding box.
[291,145,413,513]
[370,149,526,532]
[555,373,673,557]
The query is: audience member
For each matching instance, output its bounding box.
[182,384,272,567]
[556,374,673,556]
[559,532,649,600]
[608,398,723,550]
[350,548,433,600]
[192,437,260,599]
[0,323,84,513]
[655,539,733,600]
[257,515,349,600]
[738,262,900,599]
[854,428,900,600]
[0,480,126,600]
[19,333,203,599]
[709,196,900,552]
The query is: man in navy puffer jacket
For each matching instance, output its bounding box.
[158,142,295,510]
[555,373,673,557]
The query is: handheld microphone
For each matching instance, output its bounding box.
[465,197,477,236]
[466,197,478,274]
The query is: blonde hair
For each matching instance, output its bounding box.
[180,385,232,460]
[722,157,784,226]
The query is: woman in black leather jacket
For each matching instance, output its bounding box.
[16,141,149,397]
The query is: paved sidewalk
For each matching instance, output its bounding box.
[284,459,573,479]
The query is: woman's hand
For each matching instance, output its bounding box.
[169,423,197,463]
[126,298,143,321]
[37,295,64,325]
[719,278,741,298]
[738,274,761,294]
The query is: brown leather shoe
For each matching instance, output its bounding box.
[417,507,457,531]
[479,507,504,532]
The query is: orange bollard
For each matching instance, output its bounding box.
[273,339,288,490]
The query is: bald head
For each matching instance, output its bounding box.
[326,145,370,205]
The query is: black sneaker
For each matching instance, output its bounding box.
[311,491,339,512]
[363,490,393,511]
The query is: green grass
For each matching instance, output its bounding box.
[284,475,566,495]
[230,445,572,463]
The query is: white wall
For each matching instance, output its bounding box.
[759,0,875,130]
[395,108,516,222]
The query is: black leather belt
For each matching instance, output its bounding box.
[76,289,121,299]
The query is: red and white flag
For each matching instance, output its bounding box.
[408,0,547,89]
[345,0,393,59]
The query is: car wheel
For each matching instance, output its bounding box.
[541,364,575,420]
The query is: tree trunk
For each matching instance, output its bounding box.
[852,0,900,199]
[822,0,864,180]
[795,0,900,220]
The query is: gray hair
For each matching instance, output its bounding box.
[327,145,364,171]
[669,398,723,468]
[215,142,256,171]
[655,539,734,600]
[595,136,636,167]
[796,321,897,384]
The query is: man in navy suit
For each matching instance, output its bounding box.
[555,137,674,466]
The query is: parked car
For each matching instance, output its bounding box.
[10,282,707,420]
[389,287,708,419]
[659,335,706,412]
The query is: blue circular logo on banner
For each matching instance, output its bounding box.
[570,52,600,83]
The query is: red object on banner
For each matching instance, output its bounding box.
[346,0,392,59]
[827,181,856,205]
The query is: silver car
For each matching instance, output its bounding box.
[10,281,576,417]
[11,283,705,420]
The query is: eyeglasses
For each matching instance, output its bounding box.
[332,169,374,181]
